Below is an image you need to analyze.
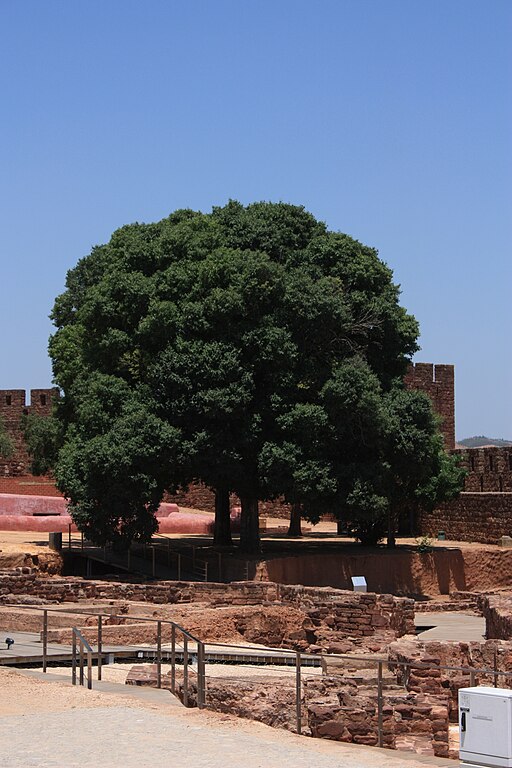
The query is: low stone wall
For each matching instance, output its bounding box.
[480,594,512,640]
[277,585,415,643]
[389,636,512,719]
[418,492,512,544]
[0,569,414,648]
[165,483,292,520]
[305,676,449,757]
[415,592,481,613]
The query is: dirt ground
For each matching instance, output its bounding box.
[0,668,453,768]
[3,523,512,596]
[0,666,134,716]
[1,521,509,554]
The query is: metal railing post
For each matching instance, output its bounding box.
[79,642,84,687]
[197,641,206,709]
[42,609,48,673]
[81,531,84,550]
[97,615,103,681]
[152,546,156,578]
[470,669,476,687]
[177,553,181,581]
[157,621,162,689]
[192,546,196,569]
[296,651,302,735]
[171,624,176,693]
[377,661,384,747]
[87,647,93,690]
[204,562,208,582]
[72,631,77,685]
[183,634,189,707]
[218,552,222,581]
[127,548,131,570]
[167,538,171,567]
[68,524,72,549]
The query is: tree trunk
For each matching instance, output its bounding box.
[387,510,396,549]
[213,486,232,546]
[239,495,260,553]
[287,503,302,537]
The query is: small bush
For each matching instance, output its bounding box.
[415,534,433,553]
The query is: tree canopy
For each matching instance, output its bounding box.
[49,201,463,550]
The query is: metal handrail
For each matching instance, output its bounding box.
[148,537,210,581]
[65,530,246,583]
[5,601,512,745]
[72,627,93,690]
[7,603,205,708]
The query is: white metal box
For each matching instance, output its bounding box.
[459,687,512,767]
[351,576,367,593]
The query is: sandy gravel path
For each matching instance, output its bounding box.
[0,667,452,767]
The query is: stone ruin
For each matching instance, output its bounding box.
[3,563,512,759]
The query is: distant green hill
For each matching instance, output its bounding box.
[458,436,512,448]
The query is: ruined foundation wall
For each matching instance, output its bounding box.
[0,570,414,639]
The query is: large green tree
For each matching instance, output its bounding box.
[50,201,457,551]
[22,412,61,475]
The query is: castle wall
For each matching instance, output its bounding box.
[403,362,455,450]
[0,388,59,476]
[457,446,512,493]
[418,492,512,544]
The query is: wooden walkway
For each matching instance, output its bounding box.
[0,631,321,667]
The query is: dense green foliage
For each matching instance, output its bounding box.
[50,201,463,550]
[22,413,61,475]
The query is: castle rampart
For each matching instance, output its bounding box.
[0,388,59,475]
[456,446,512,493]
[403,362,455,450]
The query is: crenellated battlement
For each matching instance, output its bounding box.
[0,388,59,475]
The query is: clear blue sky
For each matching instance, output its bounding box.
[1,0,510,440]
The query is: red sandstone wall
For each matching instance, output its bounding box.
[0,475,63,496]
[457,447,512,493]
[403,363,455,451]
[0,571,413,640]
[166,484,292,519]
[418,492,512,544]
[0,388,59,476]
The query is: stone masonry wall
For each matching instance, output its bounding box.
[165,484,291,520]
[403,362,455,451]
[480,594,512,640]
[418,492,512,544]
[0,570,414,642]
[457,446,512,493]
[0,389,59,476]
